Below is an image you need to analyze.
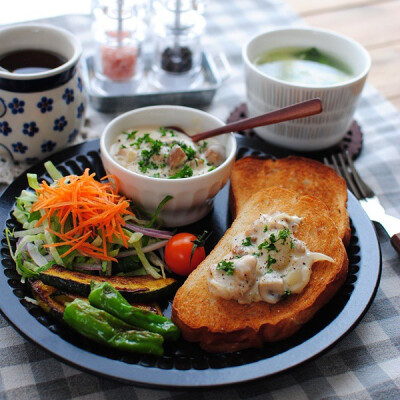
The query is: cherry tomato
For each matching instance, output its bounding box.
[164,232,206,276]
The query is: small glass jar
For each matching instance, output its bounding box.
[93,0,144,92]
[150,0,206,90]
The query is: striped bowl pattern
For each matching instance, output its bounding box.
[243,27,370,151]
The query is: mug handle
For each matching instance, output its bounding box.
[0,143,13,159]
[0,97,10,158]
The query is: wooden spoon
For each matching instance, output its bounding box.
[190,98,323,142]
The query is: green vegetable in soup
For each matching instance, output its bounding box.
[253,47,353,86]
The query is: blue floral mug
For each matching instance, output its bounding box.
[0,24,86,163]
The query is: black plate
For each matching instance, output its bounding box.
[0,137,381,388]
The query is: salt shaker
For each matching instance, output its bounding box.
[93,0,144,91]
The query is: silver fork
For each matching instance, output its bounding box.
[324,151,400,255]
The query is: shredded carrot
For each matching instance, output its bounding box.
[31,169,133,261]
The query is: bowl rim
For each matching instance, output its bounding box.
[242,26,371,90]
[100,105,237,183]
[0,23,82,81]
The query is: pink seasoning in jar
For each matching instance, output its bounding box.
[101,45,137,81]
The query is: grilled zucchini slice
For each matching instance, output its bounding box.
[38,265,178,302]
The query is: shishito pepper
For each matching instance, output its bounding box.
[63,299,164,356]
[88,281,180,341]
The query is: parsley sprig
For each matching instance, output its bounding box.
[267,255,276,268]
[168,140,196,160]
[216,260,235,275]
[198,141,208,152]
[242,236,253,246]
[265,255,277,273]
[258,233,278,252]
[278,228,290,244]
[259,229,295,252]
[131,132,152,149]
[169,164,193,179]
[138,139,163,173]
[123,130,138,140]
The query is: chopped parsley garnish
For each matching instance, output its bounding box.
[138,139,163,173]
[266,268,273,274]
[170,130,177,137]
[284,289,291,297]
[208,166,216,172]
[242,237,253,246]
[169,164,193,179]
[123,130,138,140]
[179,142,196,160]
[152,172,160,178]
[267,255,276,268]
[278,228,291,244]
[216,260,235,275]
[235,255,242,259]
[120,144,127,149]
[198,141,208,152]
[252,252,260,257]
[152,140,163,154]
[185,146,196,160]
[168,140,196,160]
[258,233,278,252]
[159,127,167,136]
[270,233,277,243]
[263,225,268,232]
[290,240,295,249]
[138,160,158,173]
[132,133,152,148]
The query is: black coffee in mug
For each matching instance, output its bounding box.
[0,49,67,74]
[0,24,84,162]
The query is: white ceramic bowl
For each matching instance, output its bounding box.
[100,105,237,227]
[243,27,371,151]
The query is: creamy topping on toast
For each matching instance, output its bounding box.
[208,212,334,304]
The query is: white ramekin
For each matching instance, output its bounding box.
[243,27,371,151]
[100,105,237,227]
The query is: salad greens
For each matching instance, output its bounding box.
[6,162,172,281]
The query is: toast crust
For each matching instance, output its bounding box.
[172,187,348,352]
[229,156,351,246]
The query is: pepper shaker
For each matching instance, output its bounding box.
[149,0,206,90]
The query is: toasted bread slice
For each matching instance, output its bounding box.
[230,156,351,246]
[172,187,348,352]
